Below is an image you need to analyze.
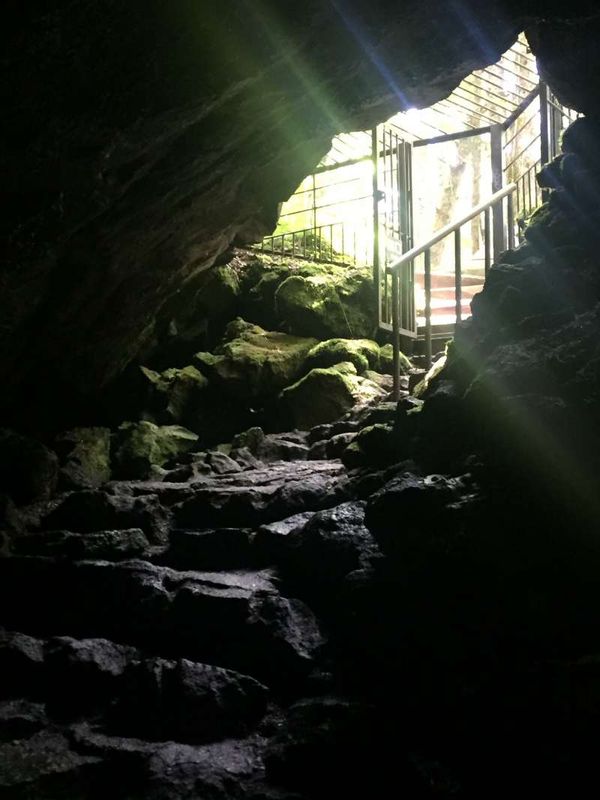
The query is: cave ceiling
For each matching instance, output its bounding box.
[3,0,600,429]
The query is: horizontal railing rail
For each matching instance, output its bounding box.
[387,183,517,399]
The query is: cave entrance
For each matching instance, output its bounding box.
[259,34,579,368]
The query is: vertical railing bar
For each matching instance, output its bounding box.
[392,270,400,400]
[507,191,515,250]
[484,208,491,276]
[424,249,432,369]
[454,228,462,324]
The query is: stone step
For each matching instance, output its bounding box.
[0,631,269,746]
[0,557,324,690]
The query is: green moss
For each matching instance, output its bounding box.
[139,364,208,427]
[196,318,317,402]
[54,427,111,489]
[280,367,356,430]
[274,267,376,339]
[378,343,412,376]
[114,421,199,479]
[305,338,381,374]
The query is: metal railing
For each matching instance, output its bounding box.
[258,221,370,266]
[387,182,517,398]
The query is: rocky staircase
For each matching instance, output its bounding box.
[0,410,407,799]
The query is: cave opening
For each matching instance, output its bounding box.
[3,5,600,798]
[259,34,579,374]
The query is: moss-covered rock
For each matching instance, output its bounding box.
[279,368,356,430]
[274,268,376,340]
[341,423,399,468]
[54,427,111,489]
[378,343,412,376]
[113,421,199,479]
[195,318,317,402]
[305,338,381,374]
[413,355,448,398]
[139,365,209,428]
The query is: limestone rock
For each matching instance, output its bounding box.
[113,421,199,479]
[54,427,111,489]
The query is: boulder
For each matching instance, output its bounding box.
[54,427,111,489]
[274,267,376,340]
[279,368,356,430]
[283,502,379,591]
[379,343,412,375]
[113,421,199,479]
[195,318,317,402]
[305,338,381,374]
[113,657,268,743]
[0,430,58,505]
[138,365,209,427]
[341,423,400,469]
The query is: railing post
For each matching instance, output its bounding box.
[391,270,401,401]
[372,127,381,302]
[506,192,515,250]
[484,208,491,276]
[454,228,462,323]
[424,250,432,369]
[539,82,551,203]
[490,124,504,263]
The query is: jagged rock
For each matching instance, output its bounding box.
[305,338,381,374]
[72,725,270,800]
[54,427,112,489]
[0,559,324,685]
[341,423,400,468]
[254,512,317,563]
[365,472,475,557]
[274,267,376,340]
[42,490,171,544]
[113,657,268,743]
[173,460,347,528]
[195,319,317,402]
[0,700,48,742]
[282,502,379,592]
[13,528,150,561]
[207,450,243,474]
[44,636,139,717]
[280,368,356,429]
[113,421,199,479]
[0,430,58,505]
[164,528,255,570]
[0,731,103,796]
[0,631,45,699]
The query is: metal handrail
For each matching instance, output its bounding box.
[387,183,517,276]
[389,182,518,399]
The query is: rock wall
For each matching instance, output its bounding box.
[3,1,600,430]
